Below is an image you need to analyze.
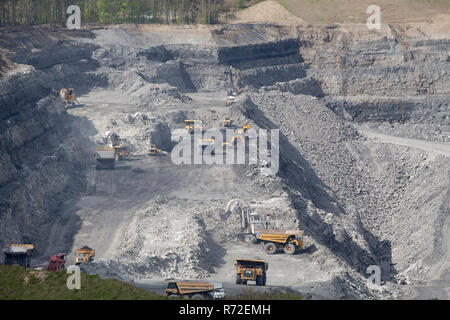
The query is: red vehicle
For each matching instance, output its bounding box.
[45,253,65,272]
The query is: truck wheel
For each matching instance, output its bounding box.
[284,243,295,254]
[284,243,296,255]
[236,274,242,285]
[256,276,263,286]
[264,242,276,254]
[191,294,205,300]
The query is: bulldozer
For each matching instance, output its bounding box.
[3,244,34,268]
[235,258,267,286]
[45,253,65,272]
[255,232,303,255]
[59,88,79,107]
[75,246,95,265]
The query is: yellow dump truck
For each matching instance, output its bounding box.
[75,246,95,265]
[235,258,268,286]
[165,281,223,300]
[256,232,303,255]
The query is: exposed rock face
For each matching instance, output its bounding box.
[298,24,449,142]
[0,28,97,252]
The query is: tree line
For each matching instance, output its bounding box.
[0,0,232,26]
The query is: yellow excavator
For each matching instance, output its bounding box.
[59,88,79,107]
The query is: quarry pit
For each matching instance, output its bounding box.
[0,18,449,300]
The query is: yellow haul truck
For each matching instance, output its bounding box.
[3,244,34,268]
[256,232,303,255]
[235,258,268,286]
[75,246,95,265]
[166,281,218,300]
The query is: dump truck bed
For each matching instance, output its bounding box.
[257,233,293,242]
[172,281,214,295]
[236,258,266,264]
[95,148,115,158]
[3,244,34,255]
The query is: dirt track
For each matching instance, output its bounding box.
[359,126,450,158]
